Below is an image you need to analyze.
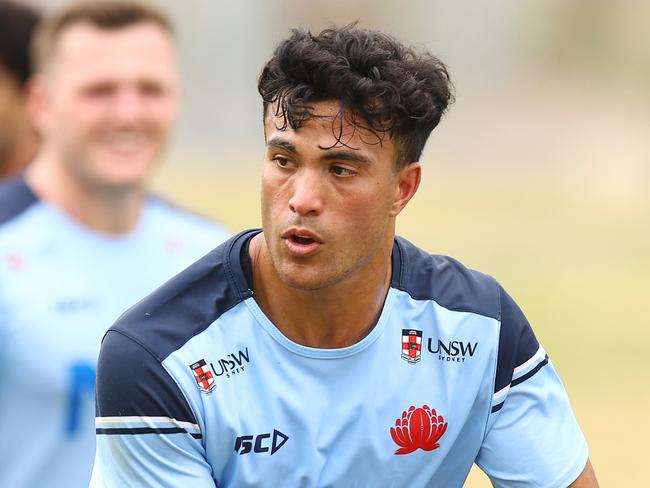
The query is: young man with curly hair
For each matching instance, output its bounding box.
[93,25,598,487]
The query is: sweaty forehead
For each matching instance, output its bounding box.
[264,100,341,130]
[263,100,389,152]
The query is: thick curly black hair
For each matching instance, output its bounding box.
[258,24,454,166]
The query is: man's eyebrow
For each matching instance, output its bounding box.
[266,138,297,153]
[266,138,371,164]
[321,149,371,164]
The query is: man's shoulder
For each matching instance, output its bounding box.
[107,230,256,363]
[392,236,501,320]
[393,237,545,399]
[0,175,38,227]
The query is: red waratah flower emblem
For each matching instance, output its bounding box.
[390,405,448,455]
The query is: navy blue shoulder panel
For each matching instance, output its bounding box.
[391,236,539,393]
[108,229,259,363]
[96,329,198,422]
[391,236,500,319]
[494,286,540,393]
[0,175,38,225]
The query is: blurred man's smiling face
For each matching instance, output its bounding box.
[35,22,179,192]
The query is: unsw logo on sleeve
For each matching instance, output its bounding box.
[189,359,216,393]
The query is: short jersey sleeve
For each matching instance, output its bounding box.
[475,286,588,488]
[91,329,215,488]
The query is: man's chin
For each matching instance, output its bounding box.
[277,267,341,292]
[88,166,154,193]
[90,177,147,196]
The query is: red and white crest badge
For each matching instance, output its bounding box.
[401,329,422,364]
[189,359,216,393]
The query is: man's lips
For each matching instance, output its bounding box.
[281,228,323,243]
[281,228,323,256]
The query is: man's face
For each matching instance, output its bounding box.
[0,64,27,163]
[261,100,418,291]
[34,22,179,191]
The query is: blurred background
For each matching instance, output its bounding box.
[25,0,650,485]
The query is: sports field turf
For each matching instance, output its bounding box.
[155,162,648,486]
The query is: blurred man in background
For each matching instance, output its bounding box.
[0,1,40,181]
[0,1,229,487]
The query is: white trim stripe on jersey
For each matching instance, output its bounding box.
[493,384,510,405]
[513,345,547,380]
[96,416,200,433]
[491,345,549,413]
[95,416,201,438]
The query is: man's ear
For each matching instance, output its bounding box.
[390,162,421,217]
[25,74,50,136]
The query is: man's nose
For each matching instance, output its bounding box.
[288,169,324,216]
[111,88,145,124]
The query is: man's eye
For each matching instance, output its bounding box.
[83,85,114,98]
[331,165,356,177]
[273,157,290,167]
[139,82,165,97]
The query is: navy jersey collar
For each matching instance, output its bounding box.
[225,229,261,299]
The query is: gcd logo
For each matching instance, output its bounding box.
[234,429,289,456]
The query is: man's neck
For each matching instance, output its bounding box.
[249,233,393,349]
[25,154,145,235]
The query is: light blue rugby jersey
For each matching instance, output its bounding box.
[92,229,588,488]
[0,176,230,488]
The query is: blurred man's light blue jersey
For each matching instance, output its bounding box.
[0,176,230,488]
[92,230,588,488]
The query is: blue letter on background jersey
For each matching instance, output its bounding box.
[66,361,96,436]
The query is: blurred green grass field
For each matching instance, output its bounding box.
[155,162,649,487]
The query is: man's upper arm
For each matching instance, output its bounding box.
[569,460,599,488]
[91,329,215,488]
[475,286,592,488]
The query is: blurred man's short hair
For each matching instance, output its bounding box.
[31,0,174,73]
